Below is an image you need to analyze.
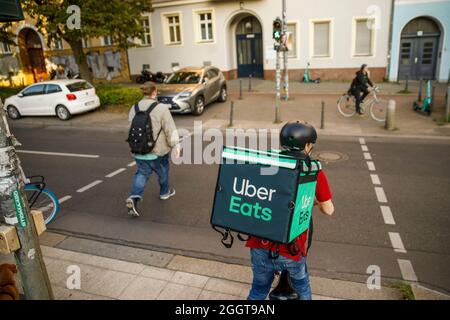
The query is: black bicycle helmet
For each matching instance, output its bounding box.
[280,121,317,152]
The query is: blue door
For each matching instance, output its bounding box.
[236,33,263,78]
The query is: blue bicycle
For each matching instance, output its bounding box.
[24,176,60,225]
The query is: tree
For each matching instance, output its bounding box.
[23,0,152,82]
[0,23,16,46]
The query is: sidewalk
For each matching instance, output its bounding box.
[0,232,409,300]
[225,78,449,97]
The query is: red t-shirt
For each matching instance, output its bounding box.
[246,170,332,261]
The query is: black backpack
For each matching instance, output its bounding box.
[127,102,161,155]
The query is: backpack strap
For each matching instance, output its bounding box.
[145,102,163,142]
[145,102,159,116]
[133,103,140,113]
[306,216,314,254]
[212,226,234,249]
[268,243,280,260]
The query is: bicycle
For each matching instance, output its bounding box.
[337,86,388,122]
[24,176,60,225]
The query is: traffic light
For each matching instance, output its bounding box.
[273,18,282,42]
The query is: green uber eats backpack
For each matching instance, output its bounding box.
[211,146,321,259]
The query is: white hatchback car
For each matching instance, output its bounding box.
[4,79,101,120]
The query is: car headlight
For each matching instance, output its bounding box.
[177,90,192,99]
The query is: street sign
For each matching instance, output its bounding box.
[0,0,25,22]
[11,189,27,228]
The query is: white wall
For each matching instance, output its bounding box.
[127,0,392,75]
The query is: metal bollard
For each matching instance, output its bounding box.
[385,100,396,130]
[405,75,409,92]
[239,79,243,100]
[248,75,252,92]
[418,78,423,101]
[229,101,234,127]
[320,101,325,129]
[446,86,450,122]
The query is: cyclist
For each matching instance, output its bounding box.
[246,121,335,300]
[349,64,375,115]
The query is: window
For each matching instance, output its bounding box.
[52,35,64,50]
[82,38,90,48]
[1,42,12,54]
[196,10,213,42]
[166,71,202,84]
[206,69,218,79]
[102,36,114,46]
[165,14,182,44]
[286,22,297,58]
[46,84,62,94]
[354,18,374,56]
[140,17,152,46]
[312,21,331,57]
[22,84,46,97]
[66,81,93,92]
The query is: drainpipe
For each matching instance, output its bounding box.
[386,0,395,81]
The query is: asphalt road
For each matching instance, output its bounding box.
[8,124,450,294]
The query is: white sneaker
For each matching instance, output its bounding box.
[160,189,176,200]
[126,198,140,217]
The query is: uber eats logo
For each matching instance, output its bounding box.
[228,177,275,222]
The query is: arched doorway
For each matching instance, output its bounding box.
[235,16,263,78]
[18,28,46,82]
[398,17,441,80]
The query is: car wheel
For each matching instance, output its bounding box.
[6,105,21,120]
[192,96,205,116]
[218,86,227,102]
[56,105,71,121]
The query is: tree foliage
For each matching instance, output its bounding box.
[22,0,152,80]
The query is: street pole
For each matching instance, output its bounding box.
[275,49,282,123]
[0,99,54,300]
[282,0,289,101]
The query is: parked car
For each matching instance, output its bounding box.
[3,79,100,121]
[156,66,227,115]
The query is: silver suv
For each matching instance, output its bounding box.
[156,66,227,115]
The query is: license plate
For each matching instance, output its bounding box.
[85,101,95,106]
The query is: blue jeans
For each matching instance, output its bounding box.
[248,248,312,300]
[129,154,170,199]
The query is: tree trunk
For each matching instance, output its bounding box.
[66,38,93,83]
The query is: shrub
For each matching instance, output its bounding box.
[0,87,24,102]
[96,85,143,109]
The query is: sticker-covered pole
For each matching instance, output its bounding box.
[0,99,53,300]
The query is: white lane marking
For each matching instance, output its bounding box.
[127,161,136,167]
[367,161,376,171]
[77,180,103,193]
[370,174,381,185]
[398,259,418,282]
[389,232,407,253]
[359,138,366,145]
[380,206,396,225]
[17,150,99,158]
[58,195,72,204]
[361,145,369,152]
[364,152,372,160]
[105,168,126,178]
[375,187,388,203]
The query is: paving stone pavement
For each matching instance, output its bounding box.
[0,232,414,300]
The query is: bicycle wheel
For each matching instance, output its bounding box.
[370,99,389,122]
[337,94,356,117]
[24,185,60,225]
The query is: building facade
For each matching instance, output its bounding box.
[388,0,450,82]
[0,15,131,87]
[127,0,393,82]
